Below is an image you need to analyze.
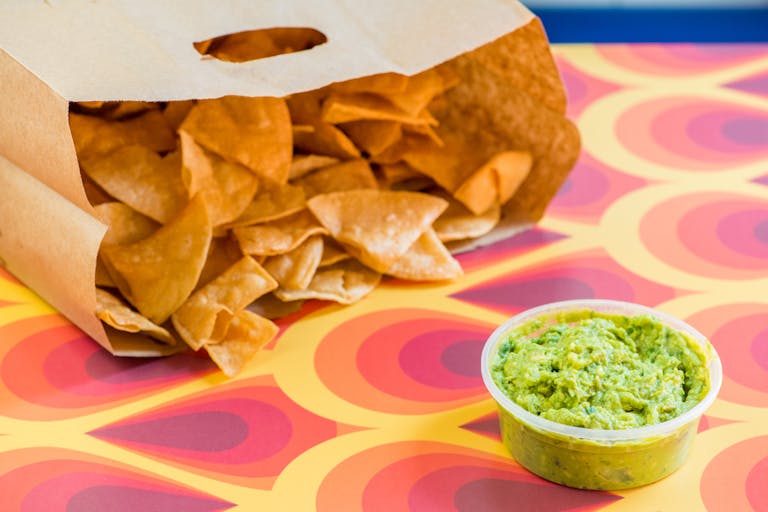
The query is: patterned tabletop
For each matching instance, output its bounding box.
[1,43,767,511]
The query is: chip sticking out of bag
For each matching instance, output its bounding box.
[100,194,212,324]
[95,288,175,345]
[307,189,447,271]
[172,256,277,350]
[204,309,279,377]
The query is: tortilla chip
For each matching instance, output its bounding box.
[195,27,326,63]
[384,64,460,115]
[172,256,277,350]
[453,150,532,215]
[289,154,340,180]
[385,228,462,281]
[180,96,292,183]
[274,259,381,304]
[248,293,305,320]
[180,130,259,225]
[101,101,158,120]
[93,202,159,245]
[100,194,212,324]
[204,310,279,377]
[321,92,437,125]
[95,288,175,345]
[433,193,501,242]
[70,110,176,160]
[292,123,361,160]
[233,209,328,256]
[338,120,402,156]
[195,236,244,290]
[306,189,447,271]
[376,163,434,191]
[329,72,409,95]
[82,145,188,224]
[225,181,306,228]
[263,235,323,290]
[163,100,196,130]
[319,237,351,267]
[294,159,378,199]
[81,173,114,205]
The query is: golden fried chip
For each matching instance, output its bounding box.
[263,235,323,290]
[338,120,402,156]
[94,202,159,245]
[100,194,212,324]
[233,209,328,256]
[81,173,113,205]
[385,228,462,280]
[289,154,340,180]
[70,110,176,160]
[204,310,279,377]
[385,65,460,115]
[95,288,175,344]
[286,88,327,124]
[163,100,196,130]
[377,163,434,191]
[274,259,381,304]
[82,145,188,223]
[307,190,447,271]
[321,93,437,125]
[195,236,244,290]
[329,72,409,95]
[453,150,532,215]
[172,256,277,350]
[433,193,501,242]
[225,181,306,228]
[180,130,259,225]
[101,101,158,120]
[292,123,361,159]
[294,159,378,199]
[180,96,292,182]
[319,237,351,267]
[248,294,305,319]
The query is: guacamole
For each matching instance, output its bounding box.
[491,310,711,430]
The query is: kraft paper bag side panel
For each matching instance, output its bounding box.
[0,50,92,214]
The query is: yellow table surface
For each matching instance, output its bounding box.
[1,43,767,511]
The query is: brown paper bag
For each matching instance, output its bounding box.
[0,0,579,356]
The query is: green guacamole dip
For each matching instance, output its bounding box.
[491,310,710,430]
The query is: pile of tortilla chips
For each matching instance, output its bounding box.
[70,31,533,376]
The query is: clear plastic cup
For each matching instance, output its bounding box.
[481,299,722,490]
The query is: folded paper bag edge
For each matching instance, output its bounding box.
[0,0,535,102]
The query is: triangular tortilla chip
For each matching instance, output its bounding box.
[100,194,212,324]
[384,228,462,281]
[180,96,292,183]
[233,209,328,256]
[306,189,447,271]
[453,150,532,215]
[321,93,437,125]
[289,154,340,180]
[263,235,323,290]
[180,130,260,225]
[338,120,402,156]
[93,202,159,245]
[225,181,306,228]
[292,123,361,159]
[433,192,501,242]
[172,256,277,350]
[70,109,177,160]
[204,310,279,376]
[274,259,381,304]
[95,288,175,345]
[82,145,188,224]
[294,159,378,199]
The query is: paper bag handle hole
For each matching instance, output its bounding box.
[193,27,327,63]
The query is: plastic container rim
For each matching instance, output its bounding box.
[481,299,723,443]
